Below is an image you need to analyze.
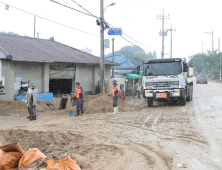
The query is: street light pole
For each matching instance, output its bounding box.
[100,0,104,93]
[99,1,115,93]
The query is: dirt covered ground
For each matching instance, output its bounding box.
[1,81,222,169]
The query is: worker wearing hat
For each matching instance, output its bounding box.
[108,80,121,114]
[26,84,37,121]
[74,82,85,116]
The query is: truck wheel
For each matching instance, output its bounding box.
[180,93,186,106]
[148,98,153,107]
[187,87,193,101]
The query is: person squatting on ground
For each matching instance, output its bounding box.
[25,85,37,121]
[108,80,121,114]
[74,82,85,116]
[133,81,140,99]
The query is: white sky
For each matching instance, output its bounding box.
[0,0,221,60]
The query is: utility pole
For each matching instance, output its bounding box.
[219,38,221,80]
[168,24,176,58]
[200,40,206,53]
[100,0,104,93]
[220,52,222,81]
[112,38,115,78]
[157,9,170,58]
[204,27,214,52]
[34,15,36,38]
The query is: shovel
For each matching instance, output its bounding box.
[69,95,73,117]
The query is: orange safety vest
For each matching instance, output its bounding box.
[112,86,118,96]
[76,86,82,99]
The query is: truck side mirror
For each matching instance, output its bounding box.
[183,63,188,72]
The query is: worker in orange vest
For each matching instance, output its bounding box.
[108,80,121,114]
[74,82,85,116]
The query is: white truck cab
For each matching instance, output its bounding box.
[138,58,193,107]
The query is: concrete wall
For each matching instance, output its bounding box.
[0,60,49,101]
[106,78,126,94]
[42,63,49,93]
[0,60,111,100]
[13,61,49,93]
[75,64,111,95]
[0,60,14,101]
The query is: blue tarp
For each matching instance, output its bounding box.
[15,93,53,103]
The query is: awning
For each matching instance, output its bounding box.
[126,74,142,79]
[132,70,143,75]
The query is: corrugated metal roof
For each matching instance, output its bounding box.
[0,34,114,65]
[105,54,142,70]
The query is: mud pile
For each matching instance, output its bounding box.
[83,94,141,114]
[0,100,55,116]
[0,129,123,170]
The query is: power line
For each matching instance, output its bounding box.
[69,0,98,18]
[50,0,96,18]
[67,0,159,53]
[53,0,160,53]
[0,1,99,37]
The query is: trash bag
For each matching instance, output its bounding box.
[18,148,46,169]
[46,157,81,170]
[0,144,22,170]
[120,91,125,100]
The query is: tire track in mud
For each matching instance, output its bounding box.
[192,82,222,169]
[131,143,171,170]
[174,144,205,170]
[106,120,208,145]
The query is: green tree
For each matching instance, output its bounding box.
[189,50,221,79]
[108,45,155,60]
[153,51,157,59]
[132,56,143,61]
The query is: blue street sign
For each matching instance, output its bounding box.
[108,29,122,35]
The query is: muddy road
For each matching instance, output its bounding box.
[0,81,222,170]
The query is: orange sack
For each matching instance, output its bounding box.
[18,148,46,169]
[0,149,21,170]
[46,157,81,170]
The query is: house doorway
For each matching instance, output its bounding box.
[49,79,72,96]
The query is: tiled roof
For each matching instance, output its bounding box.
[105,54,142,70]
[0,34,114,65]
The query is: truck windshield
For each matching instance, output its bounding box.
[144,62,182,76]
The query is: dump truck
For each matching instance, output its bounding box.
[137,58,193,107]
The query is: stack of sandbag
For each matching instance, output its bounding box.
[0,143,81,170]
[0,143,24,170]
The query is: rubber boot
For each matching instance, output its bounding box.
[116,107,118,114]
[113,107,116,114]
[27,114,30,119]
[29,116,35,121]
[81,110,83,116]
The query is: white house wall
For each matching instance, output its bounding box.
[75,64,111,94]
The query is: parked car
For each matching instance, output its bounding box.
[196,75,208,84]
